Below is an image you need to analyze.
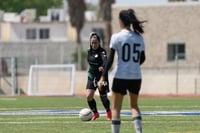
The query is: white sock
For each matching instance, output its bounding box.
[133,115,142,133]
[111,119,121,133]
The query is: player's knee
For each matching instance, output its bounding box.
[86,96,93,101]
[86,89,95,100]
[86,93,94,101]
[100,95,108,102]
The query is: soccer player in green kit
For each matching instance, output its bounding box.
[85,32,111,121]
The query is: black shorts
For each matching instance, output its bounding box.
[112,78,141,95]
[86,77,110,95]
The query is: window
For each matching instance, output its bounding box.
[167,43,186,61]
[51,10,59,21]
[26,29,36,39]
[39,29,49,39]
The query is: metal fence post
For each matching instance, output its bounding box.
[11,57,17,96]
[175,55,179,94]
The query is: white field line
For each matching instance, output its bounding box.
[0,98,17,100]
[0,116,78,120]
[0,110,200,116]
[0,121,78,124]
[0,107,82,111]
[0,105,199,111]
[0,120,199,124]
[141,105,200,108]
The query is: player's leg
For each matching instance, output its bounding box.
[128,79,142,133]
[99,85,111,120]
[86,89,99,120]
[111,78,126,133]
[111,91,123,133]
[99,94,111,120]
[86,78,99,120]
[129,92,142,133]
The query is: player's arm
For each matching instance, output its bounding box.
[98,48,115,89]
[103,48,115,77]
[99,48,115,83]
[86,48,90,63]
[140,51,145,65]
[101,50,107,67]
[99,50,107,72]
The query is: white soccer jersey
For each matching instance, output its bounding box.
[110,29,145,79]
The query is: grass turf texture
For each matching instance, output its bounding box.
[0,96,200,133]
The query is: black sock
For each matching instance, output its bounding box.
[100,95,110,112]
[87,99,98,113]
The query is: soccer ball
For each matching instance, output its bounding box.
[79,108,93,121]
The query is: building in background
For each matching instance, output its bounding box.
[112,2,200,69]
[0,7,104,42]
[112,2,200,94]
[0,2,200,95]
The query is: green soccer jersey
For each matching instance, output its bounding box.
[87,47,107,80]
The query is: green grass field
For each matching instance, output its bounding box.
[0,96,200,133]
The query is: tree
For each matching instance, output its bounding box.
[99,0,115,53]
[67,0,86,70]
[67,0,86,44]
[0,0,62,17]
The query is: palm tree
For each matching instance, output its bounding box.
[99,0,115,53]
[67,0,86,70]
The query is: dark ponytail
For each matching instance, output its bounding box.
[119,9,147,35]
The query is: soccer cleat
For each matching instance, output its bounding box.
[106,110,112,120]
[91,112,99,121]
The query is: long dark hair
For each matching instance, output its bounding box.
[119,9,147,34]
[87,32,101,61]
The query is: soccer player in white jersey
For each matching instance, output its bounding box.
[99,9,146,133]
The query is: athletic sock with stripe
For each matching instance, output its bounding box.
[111,119,121,133]
[133,115,142,133]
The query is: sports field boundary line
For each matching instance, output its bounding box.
[0,110,200,116]
[2,93,200,98]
